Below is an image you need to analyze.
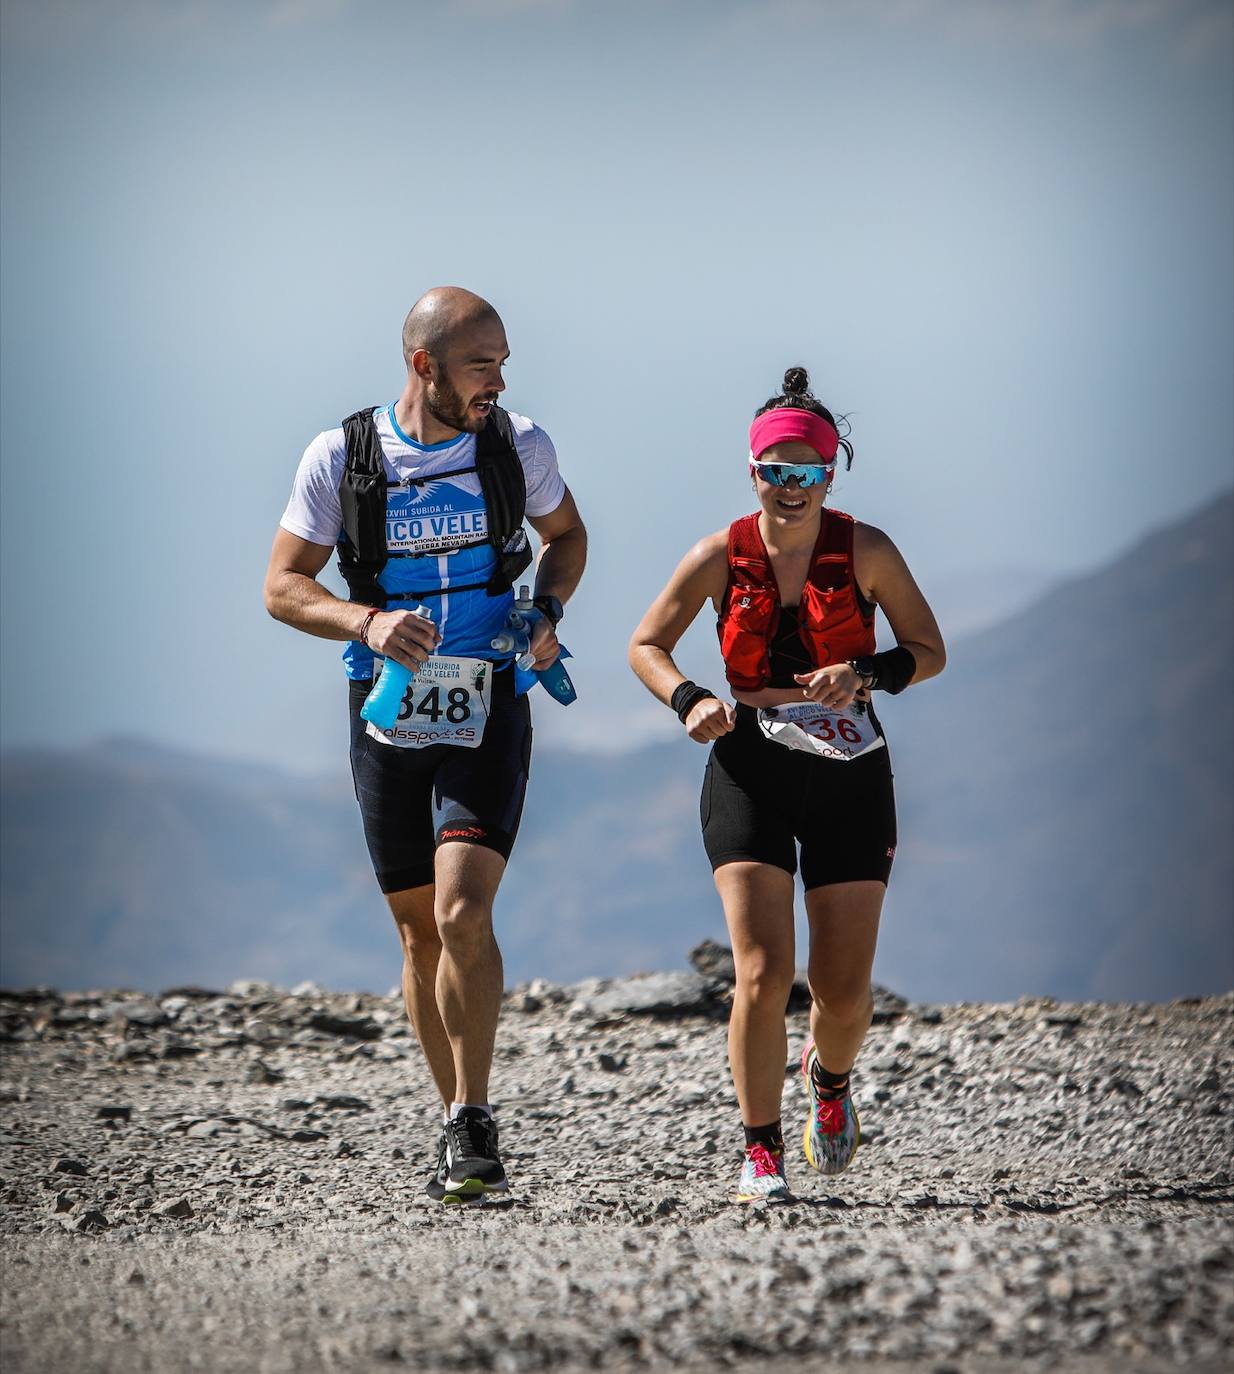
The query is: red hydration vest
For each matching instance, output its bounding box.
[718,509,876,692]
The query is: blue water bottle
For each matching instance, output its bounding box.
[360,605,435,731]
[491,588,577,706]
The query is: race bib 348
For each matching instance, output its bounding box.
[366,656,492,750]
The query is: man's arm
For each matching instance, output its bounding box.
[527,486,587,606]
[263,529,439,670]
[523,487,587,669]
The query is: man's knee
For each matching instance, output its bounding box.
[388,889,440,957]
[434,892,495,956]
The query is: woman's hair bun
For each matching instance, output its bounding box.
[782,366,810,396]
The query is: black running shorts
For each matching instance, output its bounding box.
[348,668,532,893]
[701,704,897,889]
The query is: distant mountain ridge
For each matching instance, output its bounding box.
[2,492,1231,1001]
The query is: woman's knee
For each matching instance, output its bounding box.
[812,980,873,1026]
[732,947,796,1008]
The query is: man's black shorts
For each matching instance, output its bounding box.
[348,668,532,893]
[701,704,897,890]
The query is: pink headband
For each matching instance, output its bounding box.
[748,407,839,463]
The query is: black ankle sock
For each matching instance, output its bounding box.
[810,1061,851,1099]
[743,1120,784,1153]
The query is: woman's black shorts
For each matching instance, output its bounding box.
[348,668,532,894]
[701,704,897,889]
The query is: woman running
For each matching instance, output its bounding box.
[629,368,945,1201]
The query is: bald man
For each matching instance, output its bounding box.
[265,288,587,1201]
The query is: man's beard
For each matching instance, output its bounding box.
[425,367,489,434]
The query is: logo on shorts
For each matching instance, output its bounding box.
[440,826,486,843]
[886,846,896,859]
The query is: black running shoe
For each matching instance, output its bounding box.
[424,1129,448,1202]
[442,1108,507,1201]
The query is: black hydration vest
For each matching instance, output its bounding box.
[337,404,533,609]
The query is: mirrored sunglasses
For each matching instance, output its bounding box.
[749,460,834,488]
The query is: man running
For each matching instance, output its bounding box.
[264,287,586,1201]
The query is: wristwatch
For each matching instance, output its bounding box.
[532,594,564,627]
[847,657,878,691]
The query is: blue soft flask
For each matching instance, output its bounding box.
[491,587,577,706]
[360,605,436,731]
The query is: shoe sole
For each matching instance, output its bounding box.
[733,1189,794,1205]
[441,1176,509,1204]
[801,1044,861,1175]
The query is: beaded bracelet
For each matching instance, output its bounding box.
[358,608,381,648]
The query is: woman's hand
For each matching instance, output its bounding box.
[793,664,862,711]
[686,697,736,743]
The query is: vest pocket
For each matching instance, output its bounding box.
[720,586,777,674]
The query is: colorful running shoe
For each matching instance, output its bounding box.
[734,1143,792,1203]
[801,1044,860,1174]
[424,1128,448,1202]
[442,1107,508,1202]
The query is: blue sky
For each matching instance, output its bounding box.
[2,0,1231,771]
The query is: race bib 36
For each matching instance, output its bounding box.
[757,700,885,762]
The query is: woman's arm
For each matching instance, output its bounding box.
[628,531,735,742]
[854,523,947,686]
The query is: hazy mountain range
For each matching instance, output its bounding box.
[2,492,1230,1002]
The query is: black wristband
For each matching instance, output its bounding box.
[670,680,717,723]
[851,646,917,695]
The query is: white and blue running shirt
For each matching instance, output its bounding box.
[280,405,566,679]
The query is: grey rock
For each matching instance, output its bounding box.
[245,1060,284,1085]
[227,980,282,999]
[52,1158,89,1176]
[155,1033,201,1059]
[570,971,720,1018]
[306,1013,383,1041]
[95,1105,133,1122]
[155,1197,194,1219]
[106,999,168,1029]
[64,1208,108,1232]
[688,939,736,983]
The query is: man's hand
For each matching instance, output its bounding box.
[793,664,864,710]
[685,697,736,743]
[366,609,441,671]
[527,614,561,671]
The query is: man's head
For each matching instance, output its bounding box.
[402,287,509,434]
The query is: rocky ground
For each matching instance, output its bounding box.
[1,950,1231,1374]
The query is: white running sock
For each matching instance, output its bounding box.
[449,1102,492,1119]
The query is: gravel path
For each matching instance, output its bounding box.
[1,976,1231,1373]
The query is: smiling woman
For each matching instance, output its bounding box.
[628,365,946,1204]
